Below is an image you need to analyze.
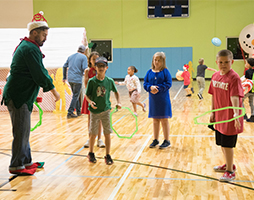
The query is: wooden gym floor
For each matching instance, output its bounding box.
[0,80,254,200]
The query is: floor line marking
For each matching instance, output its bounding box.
[173,85,183,100]
[46,147,84,176]
[108,135,152,200]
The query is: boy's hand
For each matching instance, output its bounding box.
[114,81,119,85]
[150,85,159,94]
[90,101,97,109]
[234,118,241,130]
[116,103,122,109]
[210,112,215,123]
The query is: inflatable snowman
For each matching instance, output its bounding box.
[239,24,254,58]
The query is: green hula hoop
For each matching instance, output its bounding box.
[194,106,245,125]
[110,106,138,139]
[31,101,43,131]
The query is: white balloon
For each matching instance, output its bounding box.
[239,24,254,57]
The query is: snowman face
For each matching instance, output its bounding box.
[239,24,254,56]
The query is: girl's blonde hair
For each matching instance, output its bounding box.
[198,58,204,65]
[151,52,167,70]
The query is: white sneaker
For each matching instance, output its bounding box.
[97,139,105,148]
[84,139,89,148]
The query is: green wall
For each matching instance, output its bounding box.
[34,0,254,78]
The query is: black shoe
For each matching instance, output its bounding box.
[191,87,194,94]
[149,139,159,148]
[186,94,192,97]
[208,124,215,131]
[104,154,113,165]
[159,140,171,149]
[246,115,254,122]
[244,114,248,120]
[77,112,82,116]
[197,93,203,100]
[67,113,78,118]
[88,152,97,163]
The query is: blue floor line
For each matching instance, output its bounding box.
[46,146,84,176]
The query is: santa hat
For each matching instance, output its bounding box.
[183,64,189,71]
[27,11,48,32]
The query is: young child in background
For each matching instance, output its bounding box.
[86,57,121,165]
[196,58,217,100]
[115,66,146,116]
[81,52,105,148]
[143,52,172,149]
[242,58,254,122]
[181,64,194,97]
[209,49,244,182]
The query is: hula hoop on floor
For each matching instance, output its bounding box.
[110,106,138,139]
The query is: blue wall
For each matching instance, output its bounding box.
[107,47,192,79]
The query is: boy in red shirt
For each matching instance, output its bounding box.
[181,64,194,97]
[208,50,244,182]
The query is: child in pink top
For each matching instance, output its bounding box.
[208,49,244,182]
[115,66,146,116]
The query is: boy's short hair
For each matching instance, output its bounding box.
[216,50,233,60]
[95,57,108,66]
[247,58,254,67]
[198,58,204,65]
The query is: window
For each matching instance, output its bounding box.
[90,40,112,62]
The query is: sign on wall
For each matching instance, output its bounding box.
[148,0,189,18]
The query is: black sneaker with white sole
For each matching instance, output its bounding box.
[159,140,171,149]
[149,139,159,148]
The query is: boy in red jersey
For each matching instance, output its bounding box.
[208,50,244,182]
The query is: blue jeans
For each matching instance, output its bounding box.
[68,82,82,115]
[7,100,32,170]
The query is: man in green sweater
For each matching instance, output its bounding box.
[1,12,60,175]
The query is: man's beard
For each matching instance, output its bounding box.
[34,36,45,47]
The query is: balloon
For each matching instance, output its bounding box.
[176,70,184,81]
[211,37,221,47]
[242,79,253,94]
[239,24,254,57]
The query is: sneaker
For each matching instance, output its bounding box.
[67,113,78,119]
[143,103,147,112]
[9,168,36,175]
[25,162,44,169]
[213,164,236,172]
[219,171,235,182]
[246,115,254,122]
[208,125,215,131]
[104,154,113,165]
[159,140,171,149]
[88,152,97,163]
[244,114,248,120]
[97,139,105,148]
[84,139,89,148]
[197,93,203,100]
[149,139,159,148]
[134,112,138,116]
[77,112,82,116]
[186,94,192,97]
[191,87,194,94]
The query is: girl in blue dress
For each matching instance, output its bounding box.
[143,52,172,149]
